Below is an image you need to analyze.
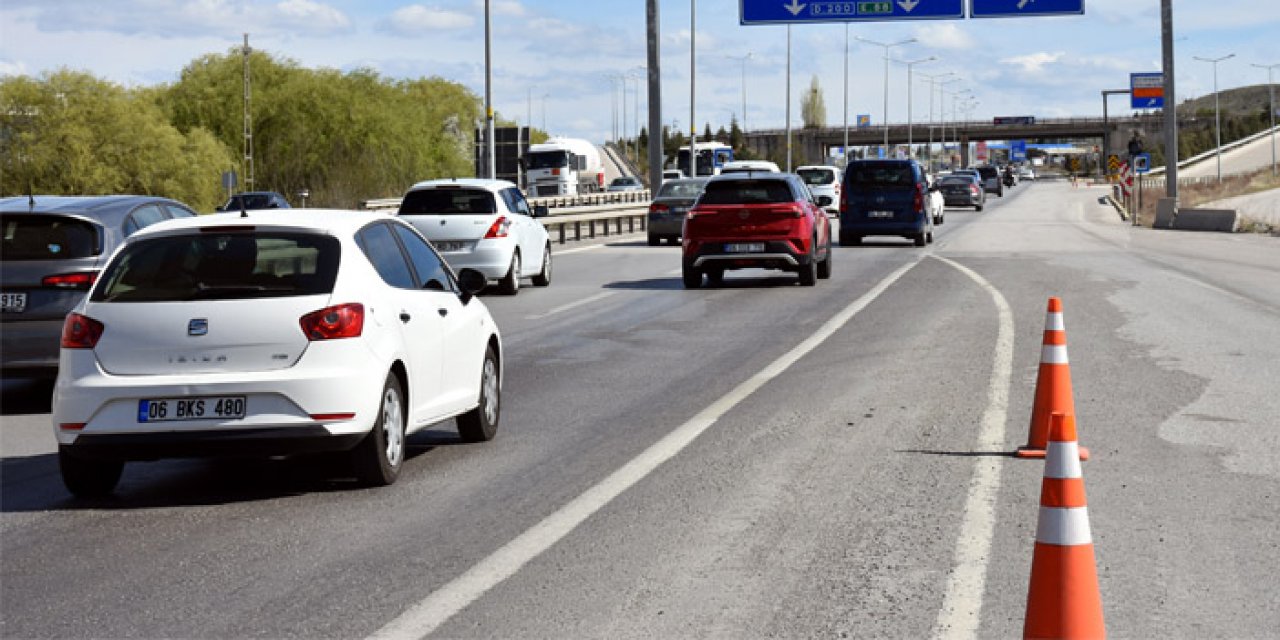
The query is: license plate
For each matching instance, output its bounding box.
[138,396,246,423]
[725,243,765,253]
[0,292,26,313]
[868,210,894,218]
[434,241,467,252]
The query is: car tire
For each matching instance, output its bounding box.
[798,254,817,287]
[705,267,724,287]
[352,372,406,486]
[839,233,862,247]
[497,251,521,295]
[58,446,123,498]
[976,204,984,212]
[531,244,551,287]
[457,346,500,443]
[682,267,702,289]
[647,234,661,247]
[913,232,927,247]
[927,230,935,244]
[816,240,832,279]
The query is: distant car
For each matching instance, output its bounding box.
[718,160,781,174]
[938,174,986,211]
[1018,165,1037,181]
[397,179,551,295]
[796,165,842,216]
[648,177,710,246]
[51,210,502,497]
[606,176,645,192]
[662,169,685,181]
[682,172,832,288]
[1,195,199,378]
[839,159,934,247]
[925,175,946,225]
[217,191,291,211]
[975,166,1004,197]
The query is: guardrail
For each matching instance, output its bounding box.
[358,194,653,245]
[361,189,651,212]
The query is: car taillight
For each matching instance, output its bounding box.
[971,184,981,195]
[913,183,925,213]
[61,313,104,349]
[42,271,97,289]
[484,216,511,239]
[687,207,716,220]
[300,303,364,340]
[649,203,670,214]
[789,204,804,218]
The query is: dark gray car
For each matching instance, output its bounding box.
[647,177,709,245]
[0,195,199,378]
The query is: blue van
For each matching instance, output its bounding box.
[839,159,934,247]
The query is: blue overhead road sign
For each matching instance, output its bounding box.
[971,0,1085,18]
[740,0,963,24]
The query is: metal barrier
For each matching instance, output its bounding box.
[358,195,653,246]
[361,190,651,212]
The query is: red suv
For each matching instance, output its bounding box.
[681,173,833,288]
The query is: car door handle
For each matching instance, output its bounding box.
[399,312,411,323]
[437,308,449,317]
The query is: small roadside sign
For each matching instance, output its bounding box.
[1133,153,1151,174]
[857,114,871,128]
[971,0,1085,18]
[1130,73,1164,109]
[1011,140,1028,162]
[1107,154,1121,175]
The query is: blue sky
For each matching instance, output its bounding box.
[1,1,1277,143]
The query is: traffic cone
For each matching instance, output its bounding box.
[1023,413,1105,640]
[1017,297,1089,460]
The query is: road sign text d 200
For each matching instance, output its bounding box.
[1130,72,1165,109]
[971,0,1085,18]
[739,0,963,24]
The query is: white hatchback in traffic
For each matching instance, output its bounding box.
[52,210,504,497]
[398,179,551,295]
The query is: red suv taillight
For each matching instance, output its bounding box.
[61,313,104,349]
[687,206,716,220]
[483,216,510,239]
[971,184,981,196]
[913,183,925,213]
[300,303,364,340]
[43,271,98,289]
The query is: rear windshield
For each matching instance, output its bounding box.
[1,214,99,261]
[699,180,794,205]
[977,167,998,178]
[91,232,340,302]
[399,188,496,215]
[940,176,973,185]
[797,169,836,185]
[848,163,916,188]
[657,180,708,198]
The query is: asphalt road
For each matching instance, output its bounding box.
[3,179,1278,639]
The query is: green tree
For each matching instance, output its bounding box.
[801,75,826,129]
[0,70,234,210]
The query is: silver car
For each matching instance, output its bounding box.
[647,177,709,245]
[1,195,200,378]
[796,165,842,216]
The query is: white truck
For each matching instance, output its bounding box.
[524,137,605,197]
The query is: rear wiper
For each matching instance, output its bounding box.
[191,283,293,299]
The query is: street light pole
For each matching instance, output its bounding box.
[483,0,495,179]
[786,24,793,172]
[689,0,697,176]
[1193,53,1235,182]
[1252,62,1279,177]
[857,36,916,157]
[724,53,752,134]
[899,56,935,159]
[843,24,850,166]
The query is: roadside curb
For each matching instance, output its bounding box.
[1103,194,1129,222]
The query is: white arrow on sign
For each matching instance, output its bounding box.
[1017,0,1035,8]
[1147,98,1159,107]
[898,0,920,11]
[784,0,806,16]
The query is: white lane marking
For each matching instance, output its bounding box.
[553,244,606,256]
[369,258,924,640]
[524,291,619,320]
[930,256,1015,640]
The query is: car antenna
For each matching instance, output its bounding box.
[27,181,35,212]
[239,196,249,218]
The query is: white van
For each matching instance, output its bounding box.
[719,160,781,174]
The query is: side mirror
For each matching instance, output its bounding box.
[816,195,833,208]
[457,268,488,303]
[532,204,550,218]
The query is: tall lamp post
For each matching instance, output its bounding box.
[483,0,495,179]
[1252,62,1279,177]
[1193,53,1235,182]
[724,52,753,133]
[898,56,935,158]
[843,24,851,166]
[689,0,697,176]
[857,36,916,155]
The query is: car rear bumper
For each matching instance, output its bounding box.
[0,319,62,375]
[840,213,928,236]
[437,239,517,280]
[648,215,685,236]
[61,428,366,461]
[683,239,809,271]
[943,195,982,206]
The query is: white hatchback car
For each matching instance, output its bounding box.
[397,179,551,295]
[52,211,503,497]
[796,165,842,216]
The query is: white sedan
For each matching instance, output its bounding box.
[52,210,503,497]
[398,178,551,295]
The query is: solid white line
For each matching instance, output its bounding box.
[369,257,923,640]
[553,244,607,256]
[930,256,1015,640]
[524,291,619,320]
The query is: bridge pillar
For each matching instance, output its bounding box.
[959,134,971,168]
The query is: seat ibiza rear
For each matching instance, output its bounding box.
[52,211,503,497]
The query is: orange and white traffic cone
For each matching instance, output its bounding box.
[1023,412,1105,640]
[1017,297,1089,460]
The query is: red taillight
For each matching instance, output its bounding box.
[789,205,804,218]
[42,272,97,289]
[971,184,980,195]
[551,168,561,176]
[61,313,104,349]
[300,303,364,341]
[60,423,86,431]
[913,183,925,213]
[687,206,716,220]
[484,216,510,239]
[649,203,670,214]
[310,413,357,421]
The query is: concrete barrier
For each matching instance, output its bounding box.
[1168,208,1237,233]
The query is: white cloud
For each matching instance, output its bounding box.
[0,60,29,77]
[12,0,352,38]
[473,0,526,16]
[382,5,475,35]
[274,0,352,35]
[1000,51,1065,73]
[912,23,975,51]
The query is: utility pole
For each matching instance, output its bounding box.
[1161,0,1179,202]
[901,56,935,158]
[483,0,495,180]
[689,0,697,176]
[646,0,663,189]
[1193,53,1235,182]
[843,24,850,167]
[242,34,254,191]
[857,36,915,157]
[786,24,792,172]
[1251,62,1279,177]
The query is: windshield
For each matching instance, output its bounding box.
[848,163,916,188]
[940,176,974,186]
[399,188,497,215]
[657,179,709,198]
[92,232,339,302]
[1,214,99,261]
[699,180,793,205]
[526,151,570,170]
[797,169,836,185]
